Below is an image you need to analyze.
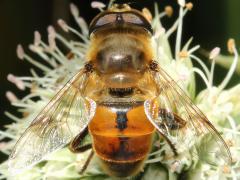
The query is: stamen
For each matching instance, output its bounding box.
[39,41,68,66]
[28,45,49,62]
[227,116,237,132]
[4,112,21,122]
[175,4,184,60]
[188,45,200,54]
[209,47,220,86]
[16,44,25,60]
[165,6,173,17]
[34,31,41,46]
[222,165,231,174]
[17,77,54,82]
[166,9,188,38]
[152,5,173,29]
[0,142,7,152]
[186,2,193,10]
[21,93,45,102]
[179,50,189,58]
[209,47,220,60]
[30,68,39,78]
[225,139,235,147]
[170,160,181,172]
[6,91,19,103]
[152,3,161,28]
[0,131,16,140]
[7,74,26,91]
[148,149,165,157]
[47,26,56,38]
[29,44,43,55]
[191,67,210,89]
[159,12,167,19]
[177,0,186,7]
[58,19,69,32]
[48,34,56,51]
[76,17,88,36]
[142,8,152,22]
[69,3,89,35]
[219,39,239,91]
[227,38,235,54]
[23,53,52,72]
[47,26,57,50]
[57,19,89,43]
[145,157,163,164]
[91,1,106,11]
[70,3,79,18]
[66,24,89,43]
[108,0,115,9]
[154,27,166,39]
[55,34,87,57]
[11,102,35,108]
[189,55,210,78]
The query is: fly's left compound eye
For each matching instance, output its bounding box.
[89,11,153,35]
[122,13,147,26]
[121,12,153,34]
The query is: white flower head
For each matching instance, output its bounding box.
[0,1,240,180]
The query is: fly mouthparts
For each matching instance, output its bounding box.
[109,87,134,97]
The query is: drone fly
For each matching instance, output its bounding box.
[9,3,231,177]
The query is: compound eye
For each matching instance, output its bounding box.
[122,13,153,34]
[122,13,144,25]
[89,12,153,35]
[95,14,117,27]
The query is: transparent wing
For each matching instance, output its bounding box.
[144,66,232,165]
[8,69,96,174]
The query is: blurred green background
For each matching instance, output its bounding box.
[0,0,239,162]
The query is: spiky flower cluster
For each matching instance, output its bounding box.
[0,1,240,180]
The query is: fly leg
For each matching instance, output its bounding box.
[69,127,92,153]
[69,143,92,153]
[68,127,93,174]
[156,131,178,156]
[155,108,187,156]
[79,150,94,174]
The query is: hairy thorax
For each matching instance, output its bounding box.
[88,30,153,89]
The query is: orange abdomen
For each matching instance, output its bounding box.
[88,102,155,177]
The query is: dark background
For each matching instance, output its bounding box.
[0,0,240,161]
